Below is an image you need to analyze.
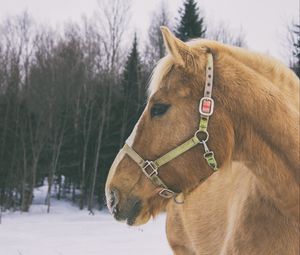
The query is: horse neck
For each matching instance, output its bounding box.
[214,53,299,221]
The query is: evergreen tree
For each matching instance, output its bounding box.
[122,34,141,99]
[120,34,145,144]
[175,0,206,41]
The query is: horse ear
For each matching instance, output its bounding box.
[160,26,194,69]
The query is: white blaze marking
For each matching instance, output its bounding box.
[126,121,139,146]
[105,148,125,212]
[105,117,142,210]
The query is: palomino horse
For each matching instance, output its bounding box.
[105,26,299,254]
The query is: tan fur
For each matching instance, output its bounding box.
[160,28,300,255]
[167,162,299,255]
[105,27,300,254]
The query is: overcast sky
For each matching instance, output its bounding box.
[0,0,298,63]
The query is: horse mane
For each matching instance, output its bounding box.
[148,39,299,107]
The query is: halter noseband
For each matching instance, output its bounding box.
[121,53,218,199]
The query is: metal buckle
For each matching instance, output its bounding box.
[142,160,158,178]
[204,151,214,159]
[159,188,175,199]
[199,97,214,116]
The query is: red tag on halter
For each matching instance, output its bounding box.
[199,97,214,116]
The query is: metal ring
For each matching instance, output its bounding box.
[194,130,209,143]
[173,195,184,204]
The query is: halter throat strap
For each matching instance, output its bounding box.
[121,53,218,199]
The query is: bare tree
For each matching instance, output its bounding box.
[0,5,146,212]
[78,87,95,210]
[0,12,38,211]
[20,27,57,212]
[45,31,86,212]
[143,1,171,71]
[46,113,67,213]
[208,23,246,47]
[95,0,131,73]
[88,104,106,213]
[94,0,131,139]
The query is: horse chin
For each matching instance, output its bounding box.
[126,210,151,226]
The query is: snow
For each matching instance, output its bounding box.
[0,186,172,255]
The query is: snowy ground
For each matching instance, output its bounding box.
[0,186,172,255]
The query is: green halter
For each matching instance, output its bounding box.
[122,53,218,199]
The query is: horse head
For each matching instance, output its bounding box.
[105,27,233,226]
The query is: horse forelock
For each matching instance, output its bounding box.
[147,40,205,98]
[147,55,174,97]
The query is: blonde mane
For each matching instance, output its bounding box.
[147,55,173,97]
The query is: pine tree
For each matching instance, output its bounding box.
[120,34,145,144]
[175,0,206,41]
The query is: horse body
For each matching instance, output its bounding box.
[164,38,299,254]
[105,27,299,254]
[166,162,299,255]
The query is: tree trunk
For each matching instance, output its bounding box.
[79,100,94,210]
[88,107,105,212]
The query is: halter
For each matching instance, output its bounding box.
[121,53,218,199]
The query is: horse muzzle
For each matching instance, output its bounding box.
[106,187,142,226]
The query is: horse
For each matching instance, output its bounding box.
[105,26,299,254]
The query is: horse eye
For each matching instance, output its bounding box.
[150,104,170,118]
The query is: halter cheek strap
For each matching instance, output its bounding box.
[198,53,218,169]
[120,53,218,199]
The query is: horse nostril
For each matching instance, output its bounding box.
[113,207,118,215]
[109,188,120,213]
